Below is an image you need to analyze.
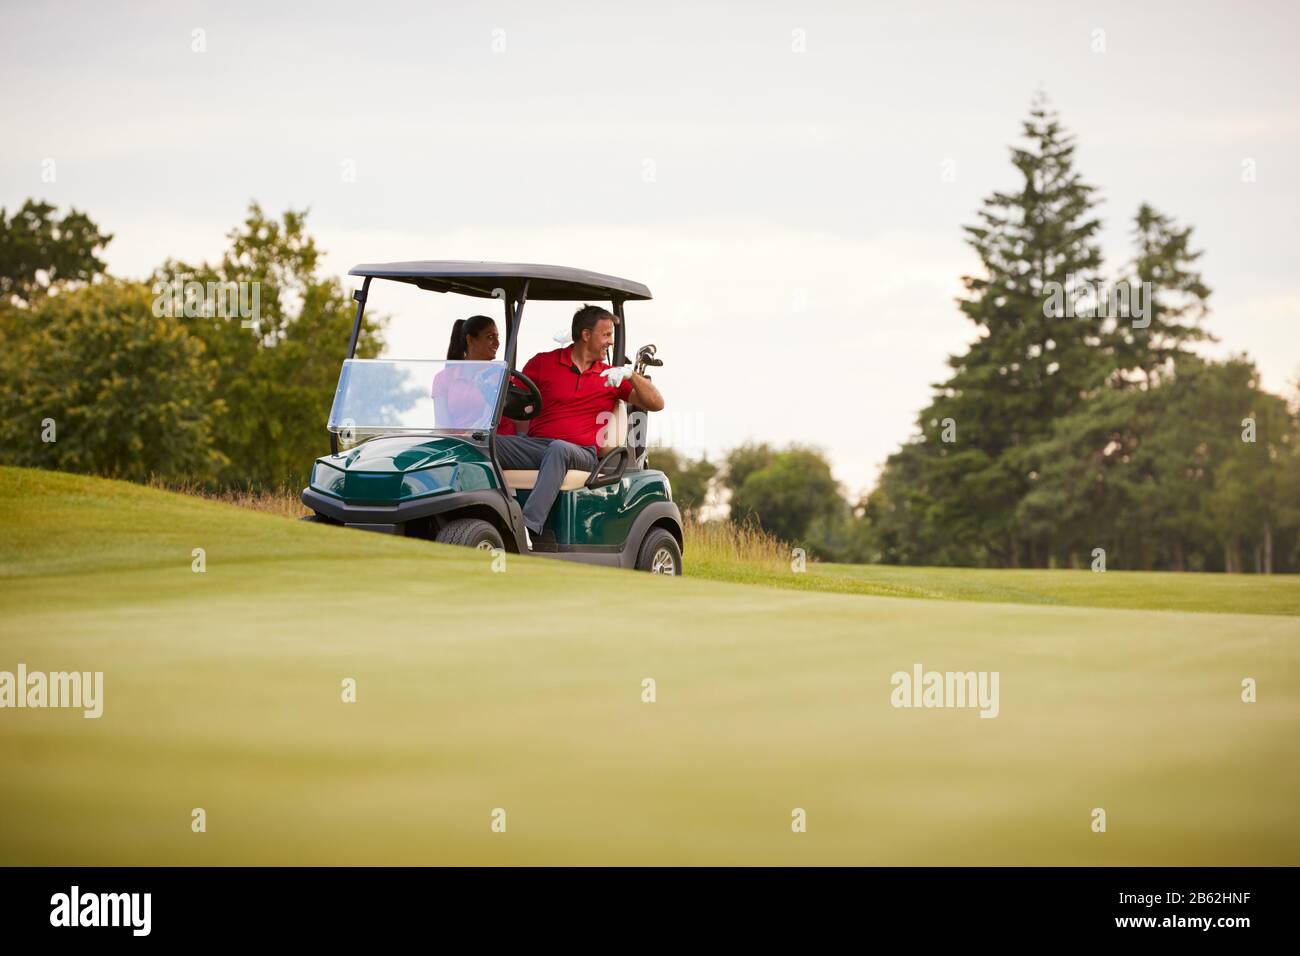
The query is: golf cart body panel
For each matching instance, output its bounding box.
[302,261,682,572]
[302,484,521,541]
[309,435,497,504]
[544,502,684,569]
[515,470,671,548]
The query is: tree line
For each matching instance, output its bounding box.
[658,98,1299,573]
[0,201,383,489]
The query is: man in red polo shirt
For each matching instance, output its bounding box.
[497,305,664,551]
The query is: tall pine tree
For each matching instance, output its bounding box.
[1112,203,1213,386]
[917,94,1107,566]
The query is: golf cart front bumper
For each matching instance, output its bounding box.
[302,486,520,534]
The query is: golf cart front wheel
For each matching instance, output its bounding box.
[436,517,504,551]
[636,528,682,575]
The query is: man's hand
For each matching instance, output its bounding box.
[600,365,634,388]
[601,364,664,411]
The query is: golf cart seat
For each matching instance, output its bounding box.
[503,469,590,492]
[502,401,628,492]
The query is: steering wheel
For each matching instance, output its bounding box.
[502,370,543,420]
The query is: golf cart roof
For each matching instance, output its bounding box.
[348,260,652,301]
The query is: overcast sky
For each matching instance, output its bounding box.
[3,0,1297,495]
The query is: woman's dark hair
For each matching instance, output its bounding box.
[447,315,497,360]
[571,304,618,343]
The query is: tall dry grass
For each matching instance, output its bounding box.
[682,515,794,573]
[147,477,308,519]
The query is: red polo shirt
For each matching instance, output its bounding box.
[521,347,634,447]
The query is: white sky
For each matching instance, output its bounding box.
[3,0,1297,497]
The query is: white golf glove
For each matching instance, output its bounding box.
[601,365,634,388]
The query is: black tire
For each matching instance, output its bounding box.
[635,527,682,575]
[436,517,504,551]
[300,513,334,524]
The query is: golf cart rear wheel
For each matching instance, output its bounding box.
[436,517,504,551]
[636,528,682,575]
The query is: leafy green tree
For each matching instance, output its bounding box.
[650,447,717,517]
[0,199,112,305]
[1016,384,1155,568]
[153,204,384,488]
[1278,401,1300,570]
[0,280,223,481]
[728,446,845,549]
[860,441,988,567]
[1205,372,1293,573]
[1019,356,1293,571]
[722,442,777,495]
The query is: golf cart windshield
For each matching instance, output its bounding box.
[327,359,507,434]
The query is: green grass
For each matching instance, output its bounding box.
[1,466,1298,865]
[692,552,1300,616]
[159,483,1300,617]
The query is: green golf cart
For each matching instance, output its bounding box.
[300,261,684,574]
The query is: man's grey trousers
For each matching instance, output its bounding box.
[495,436,598,533]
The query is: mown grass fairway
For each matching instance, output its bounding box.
[692,553,1300,616]
[1,467,1297,865]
